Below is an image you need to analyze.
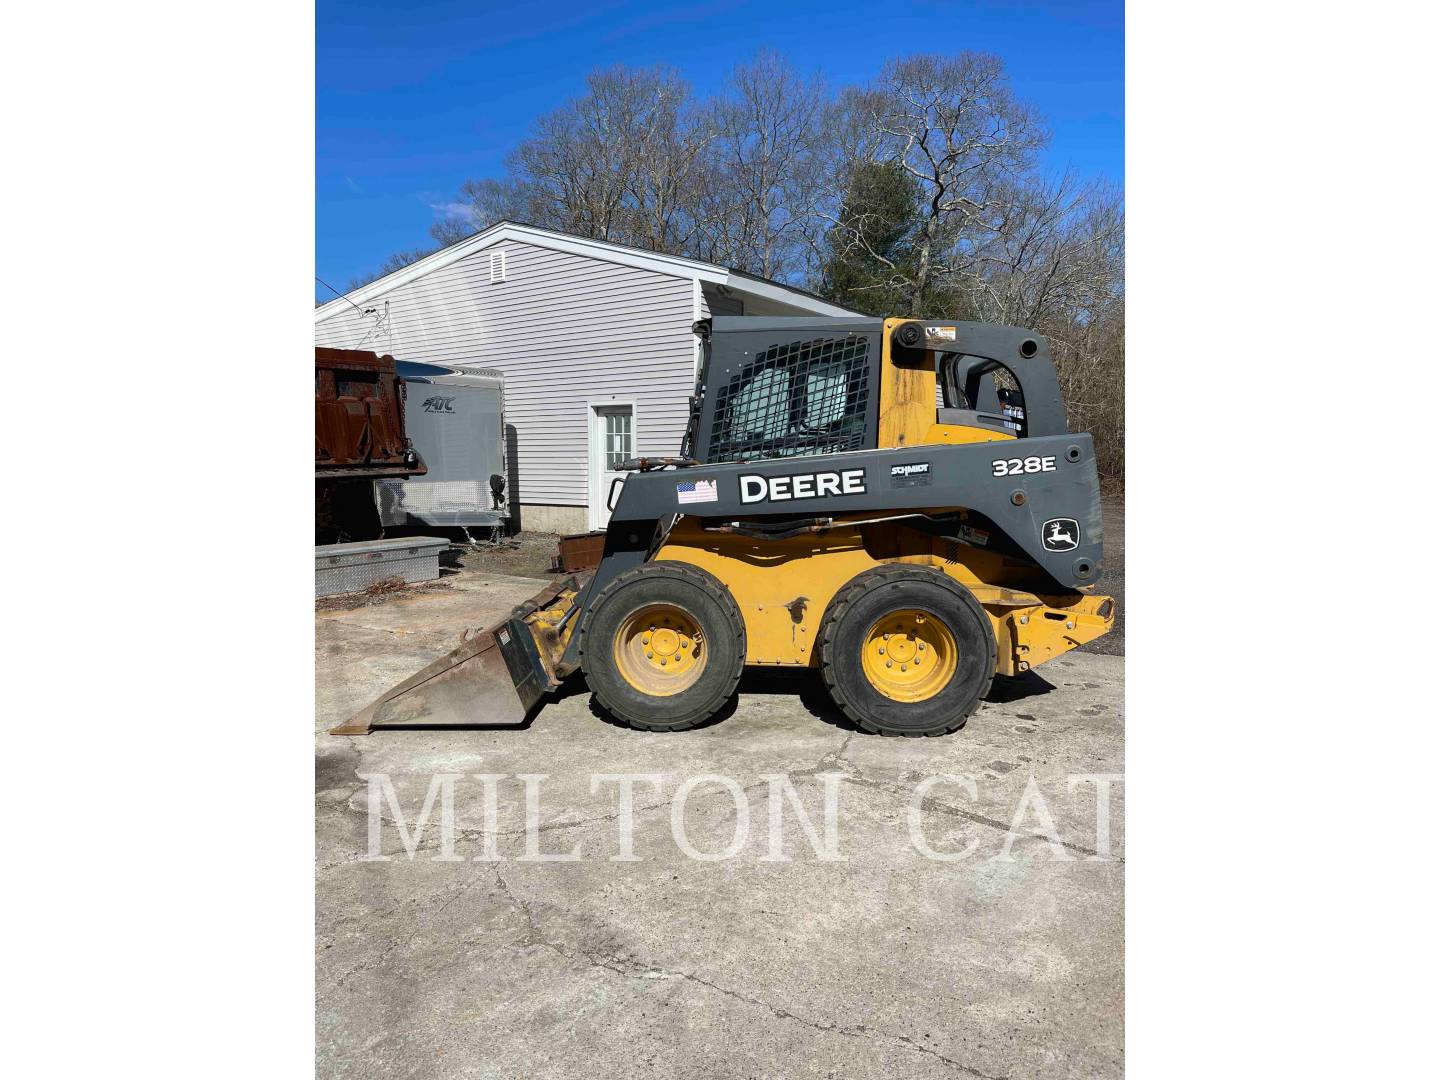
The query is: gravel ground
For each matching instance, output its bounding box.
[451,531,566,579]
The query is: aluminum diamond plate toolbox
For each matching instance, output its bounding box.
[315,536,449,597]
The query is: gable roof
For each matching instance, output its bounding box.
[315,220,861,322]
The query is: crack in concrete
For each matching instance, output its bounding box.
[329,861,498,989]
[835,771,1118,862]
[488,845,1007,1078]
[535,939,1005,1078]
[332,849,1010,1077]
[789,731,855,779]
[491,865,544,948]
[915,791,1111,860]
[320,766,1035,1078]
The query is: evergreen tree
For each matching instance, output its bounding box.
[818,161,931,315]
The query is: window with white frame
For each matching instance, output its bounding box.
[604,410,632,469]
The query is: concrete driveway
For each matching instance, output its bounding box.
[317,570,1124,1079]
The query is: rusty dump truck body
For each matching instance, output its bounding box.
[315,347,426,480]
[316,347,426,543]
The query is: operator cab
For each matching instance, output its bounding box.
[684,316,1068,464]
[935,353,1025,439]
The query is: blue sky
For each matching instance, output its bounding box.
[317,0,1123,298]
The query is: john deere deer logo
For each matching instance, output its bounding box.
[421,396,455,414]
[1041,518,1080,552]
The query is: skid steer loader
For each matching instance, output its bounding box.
[332,316,1114,738]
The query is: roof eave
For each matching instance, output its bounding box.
[716,276,862,318]
[315,220,862,322]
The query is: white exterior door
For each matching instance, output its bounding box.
[589,404,633,529]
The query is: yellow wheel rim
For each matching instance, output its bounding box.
[860,609,958,702]
[614,603,707,697]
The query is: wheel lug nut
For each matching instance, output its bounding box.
[660,658,667,665]
[886,660,893,668]
[917,642,925,651]
[646,651,653,659]
[642,634,650,644]
[901,665,907,672]
[878,647,885,654]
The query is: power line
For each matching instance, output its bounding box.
[316,276,388,351]
[315,276,366,315]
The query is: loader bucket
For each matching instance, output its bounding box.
[330,575,589,735]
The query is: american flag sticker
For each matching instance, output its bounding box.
[676,478,719,505]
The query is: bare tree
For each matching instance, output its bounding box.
[962,174,1124,326]
[437,55,829,274]
[346,247,439,291]
[441,176,530,236]
[441,66,714,253]
[836,53,1047,313]
[702,51,826,278]
[621,69,716,253]
[346,219,484,290]
[428,217,474,246]
[382,50,1126,480]
[958,176,1125,481]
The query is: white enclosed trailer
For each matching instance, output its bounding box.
[375,362,510,531]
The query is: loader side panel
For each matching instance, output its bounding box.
[655,526,877,666]
[606,436,1105,592]
[653,519,1112,673]
[653,520,974,666]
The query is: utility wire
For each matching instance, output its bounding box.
[315,276,366,314]
[316,276,387,349]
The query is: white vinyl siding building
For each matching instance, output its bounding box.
[315,221,858,533]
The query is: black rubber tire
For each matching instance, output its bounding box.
[580,562,746,732]
[818,564,996,737]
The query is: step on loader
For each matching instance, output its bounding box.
[332,317,1115,738]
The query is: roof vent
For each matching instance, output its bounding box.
[488,250,507,283]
